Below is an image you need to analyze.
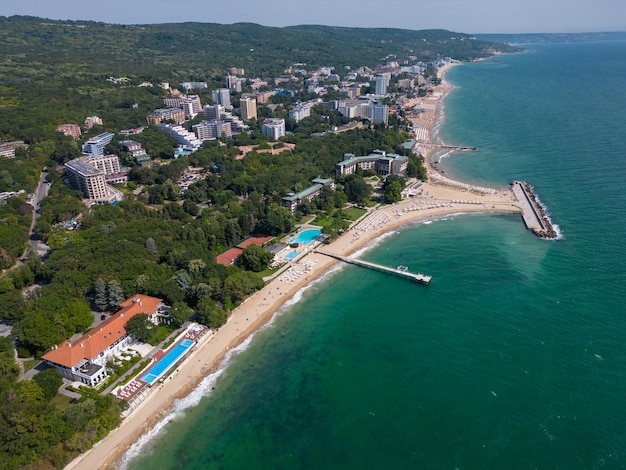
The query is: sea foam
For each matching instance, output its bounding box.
[349,230,398,259]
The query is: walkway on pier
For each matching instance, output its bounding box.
[315,250,431,285]
[433,144,478,151]
[511,181,545,231]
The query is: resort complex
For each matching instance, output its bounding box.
[335,150,409,178]
[282,177,336,213]
[42,295,170,387]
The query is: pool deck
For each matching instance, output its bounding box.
[114,324,209,402]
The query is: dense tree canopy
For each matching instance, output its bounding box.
[237,244,274,272]
[124,314,152,343]
[382,174,406,203]
[342,174,372,204]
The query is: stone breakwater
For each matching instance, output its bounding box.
[511,181,558,239]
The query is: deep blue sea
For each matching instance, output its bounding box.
[125,41,626,469]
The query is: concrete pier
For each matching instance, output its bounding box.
[511,181,557,239]
[435,145,478,151]
[316,250,432,285]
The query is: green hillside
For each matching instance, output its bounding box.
[0,16,517,80]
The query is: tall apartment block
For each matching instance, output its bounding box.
[65,160,110,201]
[146,108,186,126]
[375,76,390,95]
[371,104,389,125]
[193,120,233,141]
[81,132,115,157]
[287,99,321,122]
[203,104,225,121]
[212,88,232,110]
[88,154,121,175]
[201,105,247,132]
[240,97,257,120]
[163,95,202,118]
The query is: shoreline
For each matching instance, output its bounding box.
[67,63,521,470]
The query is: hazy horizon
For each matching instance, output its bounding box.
[3,0,625,35]
[5,14,626,36]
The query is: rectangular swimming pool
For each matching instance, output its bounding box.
[142,339,195,385]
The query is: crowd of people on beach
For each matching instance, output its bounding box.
[278,259,318,284]
[350,210,391,242]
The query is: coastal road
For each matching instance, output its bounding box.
[27,168,51,258]
[1,168,51,277]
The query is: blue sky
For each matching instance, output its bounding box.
[3,0,625,33]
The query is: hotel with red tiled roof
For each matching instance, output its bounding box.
[215,234,274,266]
[42,294,168,387]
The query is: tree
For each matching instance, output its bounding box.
[406,154,427,180]
[16,310,67,355]
[33,368,63,401]
[107,280,125,311]
[224,218,242,246]
[333,190,348,209]
[259,203,294,235]
[94,278,108,312]
[0,289,25,322]
[135,274,150,294]
[145,237,158,256]
[221,271,264,306]
[195,298,228,329]
[124,314,152,343]
[182,198,199,216]
[60,300,94,334]
[160,279,186,304]
[168,302,194,327]
[175,270,193,291]
[383,179,403,203]
[237,244,274,272]
[187,259,206,277]
[343,174,372,204]
[0,337,19,384]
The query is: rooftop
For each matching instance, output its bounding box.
[42,294,164,369]
[283,183,324,202]
[65,159,102,176]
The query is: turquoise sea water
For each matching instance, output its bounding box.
[125,41,626,469]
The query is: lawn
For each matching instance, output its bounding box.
[341,207,367,221]
[313,207,367,227]
[311,214,334,228]
[23,359,40,372]
[148,324,175,346]
[257,264,284,279]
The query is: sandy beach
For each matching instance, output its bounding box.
[67,65,521,470]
